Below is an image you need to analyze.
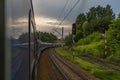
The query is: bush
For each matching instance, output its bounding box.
[106,18,120,62]
[76,32,102,45]
[75,40,104,57]
[75,32,104,57]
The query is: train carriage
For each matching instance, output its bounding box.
[1,0,37,80]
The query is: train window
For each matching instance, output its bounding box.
[5,0,33,80]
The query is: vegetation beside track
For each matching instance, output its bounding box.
[55,47,120,80]
[64,5,120,62]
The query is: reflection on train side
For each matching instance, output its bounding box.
[5,0,36,80]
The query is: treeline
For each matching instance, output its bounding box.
[65,4,120,62]
[37,31,57,43]
[17,31,57,43]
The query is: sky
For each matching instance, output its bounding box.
[33,0,120,38]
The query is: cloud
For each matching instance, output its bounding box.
[35,16,70,31]
[7,17,29,39]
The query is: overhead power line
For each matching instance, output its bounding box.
[53,0,70,30]
[57,0,69,22]
[58,0,81,27]
[52,0,70,35]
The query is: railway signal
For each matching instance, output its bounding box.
[72,23,76,35]
[72,23,76,44]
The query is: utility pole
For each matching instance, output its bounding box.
[52,27,64,43]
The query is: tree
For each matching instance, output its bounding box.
[87,7,97,21]
[75,13,86,41]
[37,32,57,42]
[107,18,120,61]
[74,5,115,43]
[19,33,29,43]
[86,5,114,33]
[74,31,83,42]
[76,13,86,31]
[64,34,73,47]
[82,21,90,36]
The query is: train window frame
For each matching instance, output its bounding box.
[0,0,5,80]
[29,8,37,80]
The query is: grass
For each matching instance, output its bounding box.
[55,47,120,80]
[74,32,104,58]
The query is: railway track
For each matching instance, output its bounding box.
[37,48,99,80]
[48,48,99,80]
[38,48,70,80]
[48,52,69,80]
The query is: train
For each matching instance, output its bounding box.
[0,0,64,80]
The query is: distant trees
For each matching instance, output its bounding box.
[19,33,29,43]
[37,31,57,43]
[18,31,57,43]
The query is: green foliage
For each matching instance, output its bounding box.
[93,69,120,80]
[82,21,89,36]
[74,32,104,57]
[76,32,102,45]
[106,18,120,62]
[37,31,57,42]
[69,4,120,62]
[64,34,73,47]
[76,13,86,30]
[74,18,120,61]
[75,5,114,38]
[75,40,104,57]
[55,47,73,61]
[86,5,114,33]
[74,30,83,42]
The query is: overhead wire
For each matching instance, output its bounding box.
[56,0,69,23]
[52,0,70,36]
[53,0,81,37]
[58,0,81,27]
